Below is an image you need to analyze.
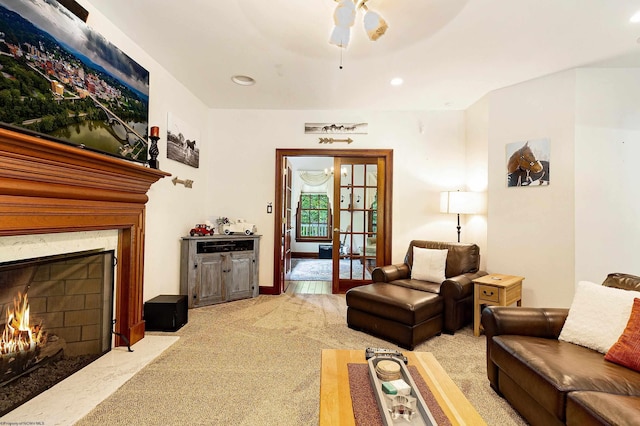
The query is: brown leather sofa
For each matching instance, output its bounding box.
[482,273,640,426]
[346,241,486,349]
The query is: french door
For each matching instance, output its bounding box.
[332,157,385,293]
[273,149,392,295]
[280,161,293,291]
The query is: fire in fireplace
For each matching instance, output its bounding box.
[1,291,47,381]
[0,249,115,415]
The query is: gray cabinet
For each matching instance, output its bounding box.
[180,235,260,308]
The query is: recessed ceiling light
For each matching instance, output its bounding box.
[231,75,255,86]
[630,10,640,23]
[390,77,403,86]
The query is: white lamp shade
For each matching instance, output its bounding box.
[363,10,388,41]
[440,191,485,214]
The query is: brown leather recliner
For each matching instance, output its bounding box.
[371,240,487,333]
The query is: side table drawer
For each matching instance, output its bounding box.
[478,285,499,303]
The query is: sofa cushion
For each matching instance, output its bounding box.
[605,297,640,372]
[411,247,447,283]
[383,278,441,294]
[558,281,640,353]
[567,391,640,426]
[491,335,640,420]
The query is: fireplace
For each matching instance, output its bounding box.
[0,126,168,349]
[0,249,115,414]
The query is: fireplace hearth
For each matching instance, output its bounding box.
[0,250,115,415]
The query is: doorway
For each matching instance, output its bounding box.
[273,148,393,294]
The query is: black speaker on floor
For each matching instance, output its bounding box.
[144,295,188,332]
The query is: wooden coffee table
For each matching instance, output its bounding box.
[319,349,485,425]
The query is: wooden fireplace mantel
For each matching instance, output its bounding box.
[0,126,170,347]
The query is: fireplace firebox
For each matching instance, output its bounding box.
[0,249,115,415]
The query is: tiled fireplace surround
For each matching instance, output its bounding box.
[0,126,168,347]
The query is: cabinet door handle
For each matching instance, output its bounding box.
[483,290,494,296]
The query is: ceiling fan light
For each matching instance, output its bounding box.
[329,25,351,48]
[363,10,388,41]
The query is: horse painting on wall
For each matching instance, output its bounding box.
[506,138,550,187]
[167,112,199,168]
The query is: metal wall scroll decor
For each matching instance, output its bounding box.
[319,137,353,144]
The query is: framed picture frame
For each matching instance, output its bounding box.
[304,122,368,134]
[0,0,150,163]
[167,112,200,168]
[506,138,550,187]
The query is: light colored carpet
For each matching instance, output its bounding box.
[288,259,371,281]
[76,294,526,426]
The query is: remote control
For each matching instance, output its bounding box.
[365,347,408,364]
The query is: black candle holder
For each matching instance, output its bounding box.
[148,135,160,169]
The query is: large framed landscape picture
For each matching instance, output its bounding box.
[0,0,150,163]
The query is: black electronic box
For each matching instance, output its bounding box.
[144,294,188,332]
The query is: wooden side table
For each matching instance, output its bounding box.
[473,274,524,336]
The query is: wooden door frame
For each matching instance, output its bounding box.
[270,148,393,295]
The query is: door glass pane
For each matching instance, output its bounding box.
[339,210,351,255]
[340,165,352,186]
[340,187,350,209]
[353,164,365,186]
[353,187,365,211]
[351,210,365,234]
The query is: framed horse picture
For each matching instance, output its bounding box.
[506,138,550,187]
[167,112,200,168]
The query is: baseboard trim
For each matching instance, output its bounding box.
[292,252,318,259]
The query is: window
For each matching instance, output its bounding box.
[296,193,332,242]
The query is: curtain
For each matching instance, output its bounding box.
[299,171,333,201]
[299,171,331,187]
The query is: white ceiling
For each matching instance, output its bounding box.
[86,0,640,111]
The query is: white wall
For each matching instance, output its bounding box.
[464,97,489,272]
[81,0,212,301]
[206,109,473,288]
[466,67,640,308]
[574,68,640,282]
[481,70,577,308]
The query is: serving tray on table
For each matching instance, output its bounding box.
[367,356,438,425]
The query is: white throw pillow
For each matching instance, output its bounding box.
[411,247,448,283]
[558,281,640,353]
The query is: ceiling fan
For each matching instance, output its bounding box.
[329,0,388,48]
